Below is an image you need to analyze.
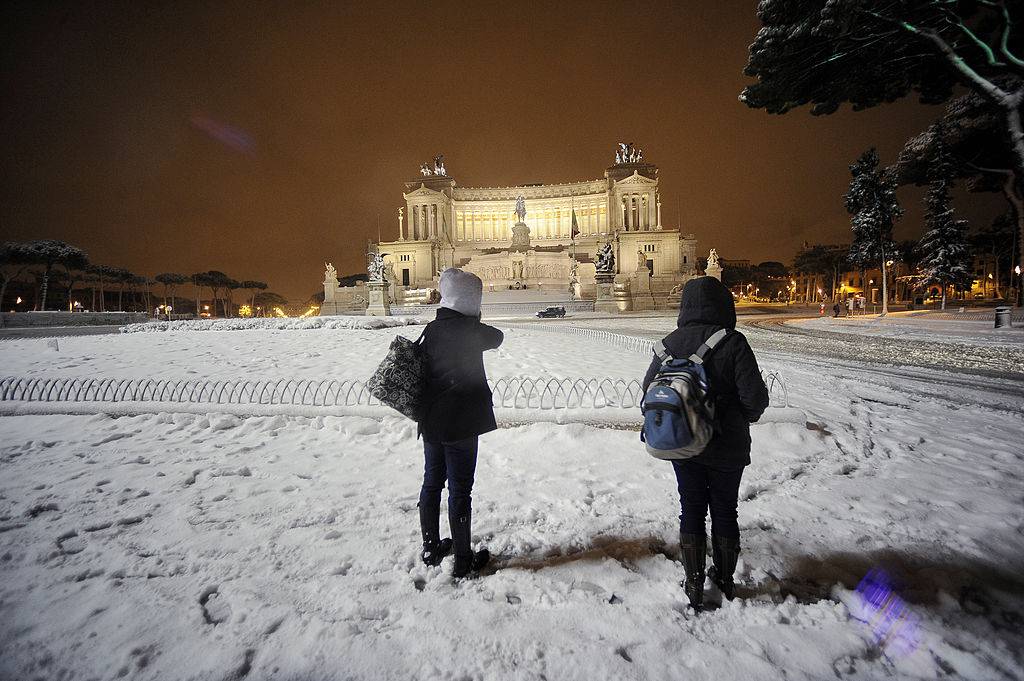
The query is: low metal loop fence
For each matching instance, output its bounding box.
[0,375,641,411]
[1,370,788,411]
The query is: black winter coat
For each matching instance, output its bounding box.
[418,307,504,443]
[642,277,769,470]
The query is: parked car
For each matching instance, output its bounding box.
[536,306,566,318]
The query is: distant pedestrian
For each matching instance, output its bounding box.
[847,297,855,316]
[642,276,769,612]
[417,269,503,579]
[819,302,825,316]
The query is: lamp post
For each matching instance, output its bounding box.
[1017,265,1022,307]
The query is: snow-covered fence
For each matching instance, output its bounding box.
[0,376,646,412]
[0,370,789,411]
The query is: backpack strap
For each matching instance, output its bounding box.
[688,328,729,364]
[653,340,673,363]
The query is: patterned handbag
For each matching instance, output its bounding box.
[366,329,427,421]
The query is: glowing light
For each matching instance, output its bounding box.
[853,568,920,657]
[16,297,22,304]
[273,307,287,318]
[239,305,253,318]
[190,113,255,155]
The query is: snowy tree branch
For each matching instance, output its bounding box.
[950,20,1003,67]
[998,3,1024,73]
[900,21,1011,105]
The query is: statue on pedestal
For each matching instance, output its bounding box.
[595,242,616,274]
[637,248,649,274]
[324,262,338,284]
[367,251,387,282]
[514,195,527,223]
[705,248,723,281]
[568,260,582,300]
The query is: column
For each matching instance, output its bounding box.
[624,196,631,231]
[398,208,405,241]
[656,195,662,228]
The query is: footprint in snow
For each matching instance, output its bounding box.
[199,585,231,625]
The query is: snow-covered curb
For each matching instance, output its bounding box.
[120,316,427,333]
[0,400,646,425]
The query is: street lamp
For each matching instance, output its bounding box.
[1016,265,1022,306]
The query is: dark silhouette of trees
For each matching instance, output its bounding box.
[240,280,268,314]
[155,273,190,313]
[22,240,89,311]
[254,291,288,315]
[743,0,1024,292]
[1,242,35,319]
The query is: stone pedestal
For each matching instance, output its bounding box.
[705,264,722,281]
[594,272,619,313]
[365,281,391,316]
[510,222,531,252]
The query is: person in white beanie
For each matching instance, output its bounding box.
[417,268,503,578]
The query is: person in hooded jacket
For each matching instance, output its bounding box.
[643,276,769,611]
[417,268,503,578]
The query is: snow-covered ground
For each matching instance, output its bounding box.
[2,319,1023,680]
[794,313,1024,348]
[0,324,650,382]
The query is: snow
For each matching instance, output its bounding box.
[794,313,1024,348]
[0,325,652,381]
[120,316,427,333]
[2,317,1023,680]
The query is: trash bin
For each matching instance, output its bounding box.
[995,306,1011,328]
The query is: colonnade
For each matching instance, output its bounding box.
[399,192,661,243]
[452,202,608,243]
[618,192,660,231]
[399,202,446,241]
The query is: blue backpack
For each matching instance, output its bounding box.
[641,328,729,460]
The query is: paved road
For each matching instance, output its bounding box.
[557,313,1024,405]
[739,316,1024,380]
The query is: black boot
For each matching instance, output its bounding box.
[679,532,707,612]
[708,535,740,601]
[418,502,451,567]
[449,506,489,579]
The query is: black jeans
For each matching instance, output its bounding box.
[672,459,744,539]
[420,436,479,520]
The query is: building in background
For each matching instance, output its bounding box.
[341,146,700,308]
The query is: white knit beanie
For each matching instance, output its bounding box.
[439,268,483,317]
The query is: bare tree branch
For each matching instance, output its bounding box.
[951,20,1004,66]
[998,2,1024,73]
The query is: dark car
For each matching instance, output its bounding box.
[536,306,566,318]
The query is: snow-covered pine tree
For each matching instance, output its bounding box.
[844,149,901,315]
[918,129,972,311]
